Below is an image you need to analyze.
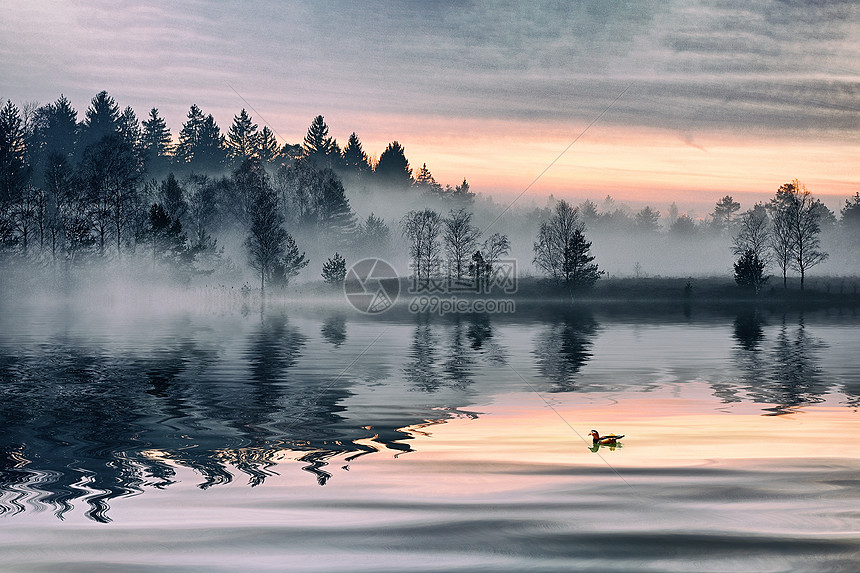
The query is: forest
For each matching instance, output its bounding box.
[1,91,859,298]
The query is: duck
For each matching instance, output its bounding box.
[589,430,624,445]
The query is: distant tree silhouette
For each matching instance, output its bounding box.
[533,200,602,289]
[357,212,390,253]
[413,163,443,196]
[633,206,660,232]
[841,192,860,233]
[321,252,346,285]
[734,249,768,293]
[449,178,474,206]
[443,208,480,282]
[711,195,740,231]
[669,214,697,236]
[376,141,412,189]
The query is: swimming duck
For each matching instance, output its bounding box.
[589,430,624,444]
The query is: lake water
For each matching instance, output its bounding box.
[1,294,859,572]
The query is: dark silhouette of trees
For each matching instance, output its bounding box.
[79,91,119,152]
[146,203,187,265]
[341,132,370,173]
[0,100,30,204]
[255,127,279,166]
[226,109,258,166]
[79,133,140,256]
[768,180,828,289]
[246,180,289,293]
[533,200,602,289]
[840,192,860,232]
[270,235,308,288]
[734,249,768,293]
[376,141,412,189]
[402,208,442,289]
[443,208,480,282]
[175,105,225,172]
[141,108,172,178]
[321,252,346,285]
[302,115,335,167]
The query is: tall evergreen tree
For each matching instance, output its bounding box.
[79,90,120,151]
[0,100,30,203]
[255,126,280,165]
[302,115,333,166]
[174,104,206,166]
[226,109,258,165]
[413,162,443,196]
[141,108,172,177]
[341,132,370,173]
[375,141,412,189]
[36,95,78,163]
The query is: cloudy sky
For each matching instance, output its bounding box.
[2,0,858,212]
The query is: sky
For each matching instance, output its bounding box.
[1,0,858,215]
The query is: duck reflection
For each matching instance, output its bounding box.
[533,310,599,392]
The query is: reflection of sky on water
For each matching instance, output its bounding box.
[0,305,858,522]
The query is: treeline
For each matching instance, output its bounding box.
[0,92,475,287]
[2,91,859,292]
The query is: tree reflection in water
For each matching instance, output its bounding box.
[532,310,599,392]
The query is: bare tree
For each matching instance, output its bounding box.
[402,209,442,289]
[732,203,771,265]
[768,180,828,289]
[443,208,480,283]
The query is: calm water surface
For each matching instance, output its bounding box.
[0,296,858,572]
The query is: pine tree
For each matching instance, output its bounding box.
[246,181,288,293]
[533,200,602,289]
[226,109,258,165]
[141,108,172,177]
[80,91,120,151]
[317,168,357,242]
[0,100,30,203]
[413,162,443,196]
[255,126,280,165]
[342,132,370,173]
[734,249,768,293]
[302,115,333,165]
[321,252,347,285]
[37,95,78,162]
[375,141,412,189]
